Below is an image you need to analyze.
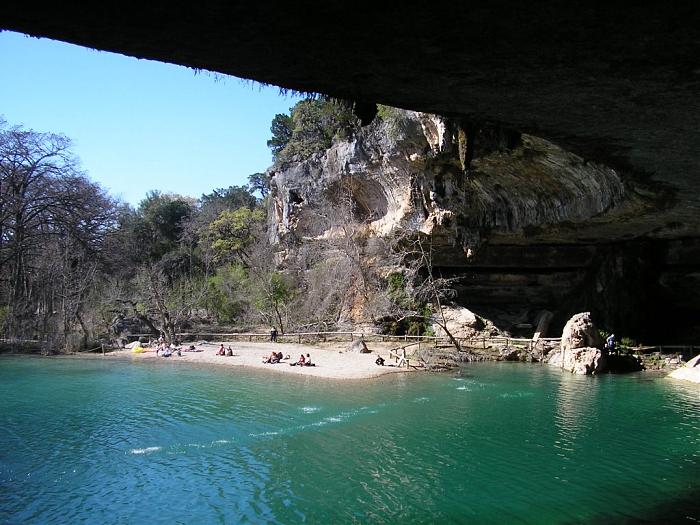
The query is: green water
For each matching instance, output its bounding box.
[0,357,697,524]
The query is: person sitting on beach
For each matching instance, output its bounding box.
[226,346,233,357]
[303,353,315,366]
[217,344,226,356]
[290,353,306,366]
[156,342,168,356]
[262,352,279,364]
[375,356,385,366]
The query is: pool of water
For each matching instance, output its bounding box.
[0,357,697,524]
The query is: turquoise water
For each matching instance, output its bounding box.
[0,357,697,524]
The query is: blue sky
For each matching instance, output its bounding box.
[0,31,303,205]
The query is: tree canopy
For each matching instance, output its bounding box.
[268,98,358,163]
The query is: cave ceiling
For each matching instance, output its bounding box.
[4,3,700,241]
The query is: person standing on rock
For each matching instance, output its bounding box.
[606,333,616,355]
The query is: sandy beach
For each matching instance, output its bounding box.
[99,340,417,380]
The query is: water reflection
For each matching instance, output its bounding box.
[553,373,596,457]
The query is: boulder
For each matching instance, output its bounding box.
[560,312,602,352]
[348,339,371,353]
[499,347,521,361]
[668,354,700,383]
[432,306,482,338]
[548,313,606,374]
[548,346,606,374]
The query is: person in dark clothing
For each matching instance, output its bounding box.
[270,327,278,342]
[606,333,616,355]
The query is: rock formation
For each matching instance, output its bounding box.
[431,307,483,340]
[268,110,700,341]
[668,354,700,384]
[548,347,606,375]
[347,339,371,354]
[548,312,606,374]
[559,313,603,353]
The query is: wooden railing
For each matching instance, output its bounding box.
[123,331,562,355]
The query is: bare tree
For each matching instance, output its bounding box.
[392,231,463,351]
[0,122,117,349]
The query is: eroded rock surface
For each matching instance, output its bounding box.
[548,312,606,374]
[268,111,700,340]
[548,347,606,375]
[559,312,603,353]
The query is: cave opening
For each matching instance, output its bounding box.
[324,177,389,224]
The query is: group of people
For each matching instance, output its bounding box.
[261,351,316,366]
[156,338,181,357]
[263,351,284,364]
[217,344,235,357]
[289,353,315,367]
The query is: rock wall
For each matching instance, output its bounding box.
[268,112,629,250]
[268,111,700,342]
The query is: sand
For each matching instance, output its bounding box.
[101,340,417,380]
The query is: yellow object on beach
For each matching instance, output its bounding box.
[132,346,144,353]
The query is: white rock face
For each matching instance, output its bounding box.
[267,111,626,251]
[548,312,606,374]
[560,312,603,352]
[432,306,480,338]
[548,346,606,374]
[668,354,700,383]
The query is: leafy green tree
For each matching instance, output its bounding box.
[268,98,358,163]
[136,191,194,260]
[206,207,266,264]
[247,172,269,199]
[200,185,257,211]
[267,113,293,158]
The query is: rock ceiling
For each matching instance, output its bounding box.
[4,3,700,241]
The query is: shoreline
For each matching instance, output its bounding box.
[72,340,417,380]
[5,341,696,383]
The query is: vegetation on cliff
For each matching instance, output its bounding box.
[268,98,358,164]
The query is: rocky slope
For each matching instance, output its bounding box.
[268,110,700,342]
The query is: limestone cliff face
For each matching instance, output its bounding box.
[267,111,699,342]
[268,111,628,253]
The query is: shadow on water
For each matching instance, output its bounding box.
[567,488,700,524]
